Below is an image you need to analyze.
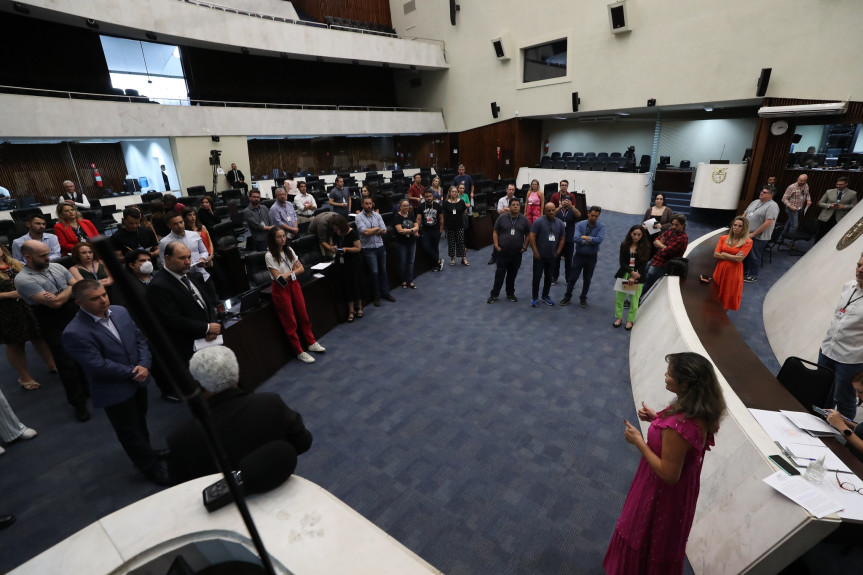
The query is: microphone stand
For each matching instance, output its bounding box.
[92,237,277,575]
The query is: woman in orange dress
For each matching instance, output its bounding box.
[710,216,752,311]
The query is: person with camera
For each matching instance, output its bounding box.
[265,227,325,364]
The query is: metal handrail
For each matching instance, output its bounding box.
[178,0,445,49]
[0,85,442,113]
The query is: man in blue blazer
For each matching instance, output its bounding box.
[62,279,170,485]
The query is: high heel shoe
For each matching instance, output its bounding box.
[461,258,470,266]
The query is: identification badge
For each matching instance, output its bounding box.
[563,221,566,228]
[836,309,846,319]
[548,234,555,242]
[338,255,344,264]
[510,228,515,236]
[452,209,457,215]
[290,272,297,282]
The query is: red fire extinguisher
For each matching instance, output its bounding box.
[91,163,103,187]
[544,138,550,154]
[496,146,501,160]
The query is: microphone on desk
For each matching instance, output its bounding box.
[202,441,299,512]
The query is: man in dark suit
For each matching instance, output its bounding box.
[225,162,248,195]
[167,346,313,485]
[146,241,221,363]
[62,280,170,485]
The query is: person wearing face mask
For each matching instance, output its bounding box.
[122,249,178,403]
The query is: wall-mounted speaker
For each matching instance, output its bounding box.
[608,1,630,34]
[491,35,512,61]
[449,0,460,26]
[211,136,220,142]
[572,92,580,112]
[490,102,501,119]
[756,68,772,97]
[647,98,656,107]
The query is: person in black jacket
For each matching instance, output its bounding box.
[145,242,220,363]
[167,346,312,485]
[225,163,248,195]
[613,225,651,331]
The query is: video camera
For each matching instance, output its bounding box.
[209,149,222,166]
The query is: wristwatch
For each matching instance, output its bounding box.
[844,429,853,437]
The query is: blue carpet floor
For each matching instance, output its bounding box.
[0,211,798,574]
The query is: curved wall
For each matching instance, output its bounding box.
[764,202,863,365]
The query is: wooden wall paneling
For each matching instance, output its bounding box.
[290,0,393,26]
[247,136,447,178]
[744,98,863,220]
[0,142,126,206]
[453,119,543,180]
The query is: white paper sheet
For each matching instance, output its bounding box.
[193,334,223,352]
[763,471,842,519]
[749,408,824,447]
[780,410,840,436]
[311,261,333,270]
[782,443,853,474]
[642,217,660,235]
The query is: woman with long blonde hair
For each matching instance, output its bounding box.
[0,245,56,390]
[704,216,752,311]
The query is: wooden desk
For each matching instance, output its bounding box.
[223,274,340,389]
[654,169,692,193]
[466,212,493,250]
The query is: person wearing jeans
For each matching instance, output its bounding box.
[778,174,811,243]
[742,187,779,283]
[356,197,395,306]
[561,206,605,308]
[528,203,564,307]
[393,199,419,288]
[818,254,863,420]
[416,190,444,272]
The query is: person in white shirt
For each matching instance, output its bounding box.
[157,211,212,283]
[818,254,863,420]
[12,214,61,263]
[58,180,90,210]
[293,181,317,222]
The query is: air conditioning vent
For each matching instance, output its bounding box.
[404,0,416,15]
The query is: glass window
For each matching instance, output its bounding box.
[100,36,189,105]
[787,123,862,169]
[523,39,567,83]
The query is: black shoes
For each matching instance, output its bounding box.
[373,297,381,306]
[144,461,172,486]
[579,298,588,308]
[75,404,90,422]
[487,256,496,265]
[560,296,571,306]
[487,296,497,304]
[382,293,396,302]
[0,515,15,530]
[507,295,518,302]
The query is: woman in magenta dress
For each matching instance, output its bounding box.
[604,352,726,574]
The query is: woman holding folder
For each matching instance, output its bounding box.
[612,225,650,331]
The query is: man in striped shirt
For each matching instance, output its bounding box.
[778,174,811,243]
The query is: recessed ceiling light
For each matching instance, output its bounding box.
[704,106,713,112]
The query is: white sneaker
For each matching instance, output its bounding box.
[307,342,326,353]
[0,446,5,455]
[297,352,315,364]
[19,428,37,440]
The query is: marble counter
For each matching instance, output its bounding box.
[10,475,442,575]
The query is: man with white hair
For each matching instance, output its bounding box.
[58,180,90,209]
[166,346,313,484]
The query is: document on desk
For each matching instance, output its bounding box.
[780,410,839,437]
[763,471,842,519]
[311,261,333,271]
[781,443,853,474]
[749,409,823,447]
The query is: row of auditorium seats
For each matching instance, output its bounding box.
[539,156,648,172]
